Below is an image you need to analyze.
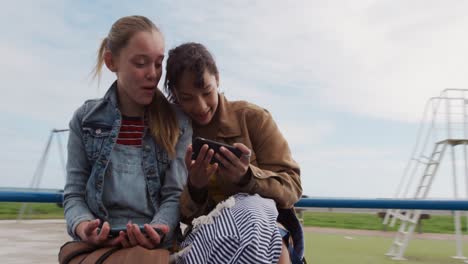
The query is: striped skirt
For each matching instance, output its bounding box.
[175,193,282,264]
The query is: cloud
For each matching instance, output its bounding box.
[318,1,468,122]
[2,0,468,198]
[0,1,113,127]
[298,145,408,198]
[5,0,468,125]
[160,0,468,123]
[4,1,468,126]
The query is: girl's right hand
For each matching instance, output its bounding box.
[76,219,124,247]
[184,144,218,188]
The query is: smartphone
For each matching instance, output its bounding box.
[104,225,165,241]
[192,137,242,164]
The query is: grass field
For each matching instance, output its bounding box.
[0,202,64,219]
[302,211,463,234]
[304,232,468,264]
[302,212,467,263]
[1,203,463,234]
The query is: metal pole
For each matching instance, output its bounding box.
[446,93,465,260]
[462,91,468,233]
[17,131,54,220]
[56,132,66,177]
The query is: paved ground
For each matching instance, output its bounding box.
[1,220,467,263]
[0,220,69,264]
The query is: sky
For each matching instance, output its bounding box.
[2,0,468,199]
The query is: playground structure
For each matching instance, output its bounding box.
[17,129,68,219]
[384,89,468,261]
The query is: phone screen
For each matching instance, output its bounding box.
[104,225,165,242]
[191,137,242,164]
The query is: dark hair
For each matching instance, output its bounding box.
[164,42,219,102]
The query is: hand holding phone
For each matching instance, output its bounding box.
[104,225,165,243]
[191,137,242,164]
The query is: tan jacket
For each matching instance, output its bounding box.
[180,93,302,224]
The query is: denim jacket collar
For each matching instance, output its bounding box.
[104,81,119,109]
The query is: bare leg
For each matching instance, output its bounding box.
[277,222,291,264]
[278,240,291,264]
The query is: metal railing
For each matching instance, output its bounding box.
[2,190,468,211]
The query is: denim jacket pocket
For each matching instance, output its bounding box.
[82,124,112,161]
[155,148,170,179]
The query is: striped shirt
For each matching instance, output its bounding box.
[117,116,145,147]
[176,194,282,264]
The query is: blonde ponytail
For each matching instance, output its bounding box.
[148,89,179,158]
[91,37,108,86]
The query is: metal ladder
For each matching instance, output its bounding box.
[383,140,446,227]
[386,140,448,260]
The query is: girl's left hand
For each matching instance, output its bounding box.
[121,222,169,249]
[215,143,251,185]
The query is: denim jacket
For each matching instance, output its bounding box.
[63,82,192,244]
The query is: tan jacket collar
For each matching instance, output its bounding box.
[216,93,241,138]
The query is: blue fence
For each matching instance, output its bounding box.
[0,190,63,203]
[294,198,468,210]
[2,190,468,211]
